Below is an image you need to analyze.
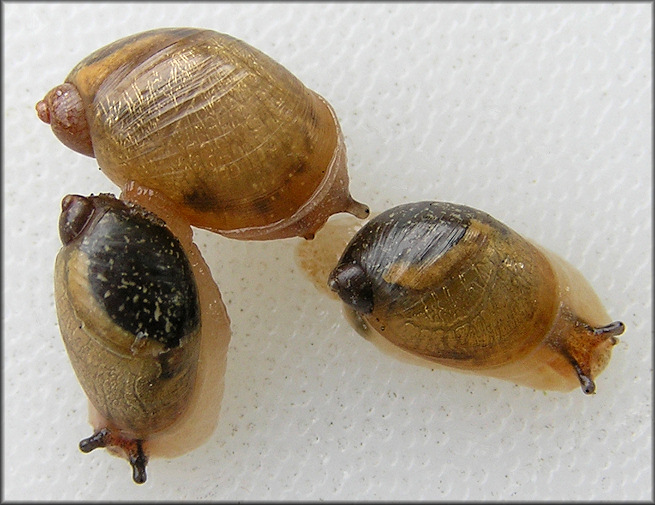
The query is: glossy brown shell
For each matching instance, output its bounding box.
[43,28,368,239]
[327,201,624,394]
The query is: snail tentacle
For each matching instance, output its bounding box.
[78,428,112,453]
[78,428,148,484]
[128,441,148,484]
[594,321,625,340]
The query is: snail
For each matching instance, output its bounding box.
[36,27,369,240]
[54,186,231,483]
[326,201,624,394]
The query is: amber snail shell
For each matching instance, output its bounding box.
[328,201,624,394]
[54,188,230,483]
[36,27,369,240]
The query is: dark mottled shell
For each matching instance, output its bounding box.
[55,194,200,436]
[329,201,623,393]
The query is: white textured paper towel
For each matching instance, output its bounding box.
[3,3,651,500]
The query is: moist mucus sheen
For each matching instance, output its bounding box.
[80,206,199,348]
[347,202,472,279]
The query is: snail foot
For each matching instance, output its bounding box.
[79,428,148,484]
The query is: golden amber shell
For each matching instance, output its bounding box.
[328,201,623,394]
[60,28,367,239]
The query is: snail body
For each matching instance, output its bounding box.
[37,28,368,240]
[328,201,624,394]
[55,190,230,483]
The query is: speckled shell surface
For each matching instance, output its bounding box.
[54,195,201,436]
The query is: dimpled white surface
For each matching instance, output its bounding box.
[3,2,652,501]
